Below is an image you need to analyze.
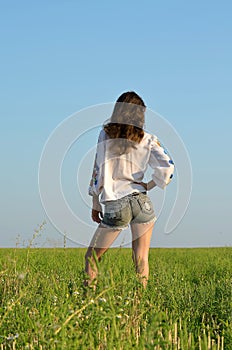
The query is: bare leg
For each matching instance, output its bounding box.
[85,225,121,287]
[130,221,155,288]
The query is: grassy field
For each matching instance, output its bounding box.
[0,247,231,349]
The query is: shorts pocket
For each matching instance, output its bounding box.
[137,194,154,215]
[104,202,122,217]
[103,202,122,223]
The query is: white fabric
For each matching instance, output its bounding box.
[89,130,174,203]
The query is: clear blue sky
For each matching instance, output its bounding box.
[1,0,231,247]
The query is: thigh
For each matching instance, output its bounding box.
[131,222,155,256]
[89,224,122,250]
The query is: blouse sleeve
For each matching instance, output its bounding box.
[148,136,175,189]
[88,130,105,197]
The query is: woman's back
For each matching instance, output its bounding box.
[90,129,174,202]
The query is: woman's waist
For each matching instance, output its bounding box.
[100,183,146,203]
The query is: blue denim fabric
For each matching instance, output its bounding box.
[101,192,156,229]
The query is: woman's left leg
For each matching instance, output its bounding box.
[130,221,155,288]
[85,225,122,286]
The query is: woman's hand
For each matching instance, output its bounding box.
[139,182,148,190]
[134,180,156,191]
[91,209,103,224]
[92,194,103,223]
[134,181,147,190]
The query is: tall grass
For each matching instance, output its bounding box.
[0,247,231,349]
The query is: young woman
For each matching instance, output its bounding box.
[85,91,174,288]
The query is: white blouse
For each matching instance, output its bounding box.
[89,129,174,203]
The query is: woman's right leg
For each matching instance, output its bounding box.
[85,225,121,286]
[130,221,154,288]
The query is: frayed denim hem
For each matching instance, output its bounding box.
[99,222,129,231]
[100,216,157,230]
[131,217,157,225]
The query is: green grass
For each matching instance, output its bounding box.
[0,247,231,349]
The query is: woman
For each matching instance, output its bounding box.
[85,91,174,288]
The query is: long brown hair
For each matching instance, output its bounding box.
[104,92,146,154]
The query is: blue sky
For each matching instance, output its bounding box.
[1,1,231,247]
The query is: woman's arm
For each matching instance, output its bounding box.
[148,137,175,189]
[92,193,103,223]
[88,130,106,223]
[89,157,103,223]
[88,130,106,197]
[137,180,157,191]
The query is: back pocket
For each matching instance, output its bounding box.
[103,201,122,223]
[138,194,154,215]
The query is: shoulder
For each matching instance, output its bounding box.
[98,129,108,142]
[142,131,159,147]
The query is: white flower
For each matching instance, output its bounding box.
[6,334,19,341]
[99,297,106,303]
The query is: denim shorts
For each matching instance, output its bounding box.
[101,192,156,229]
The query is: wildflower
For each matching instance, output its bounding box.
[6,333,19,341]
[99,297,106,303]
